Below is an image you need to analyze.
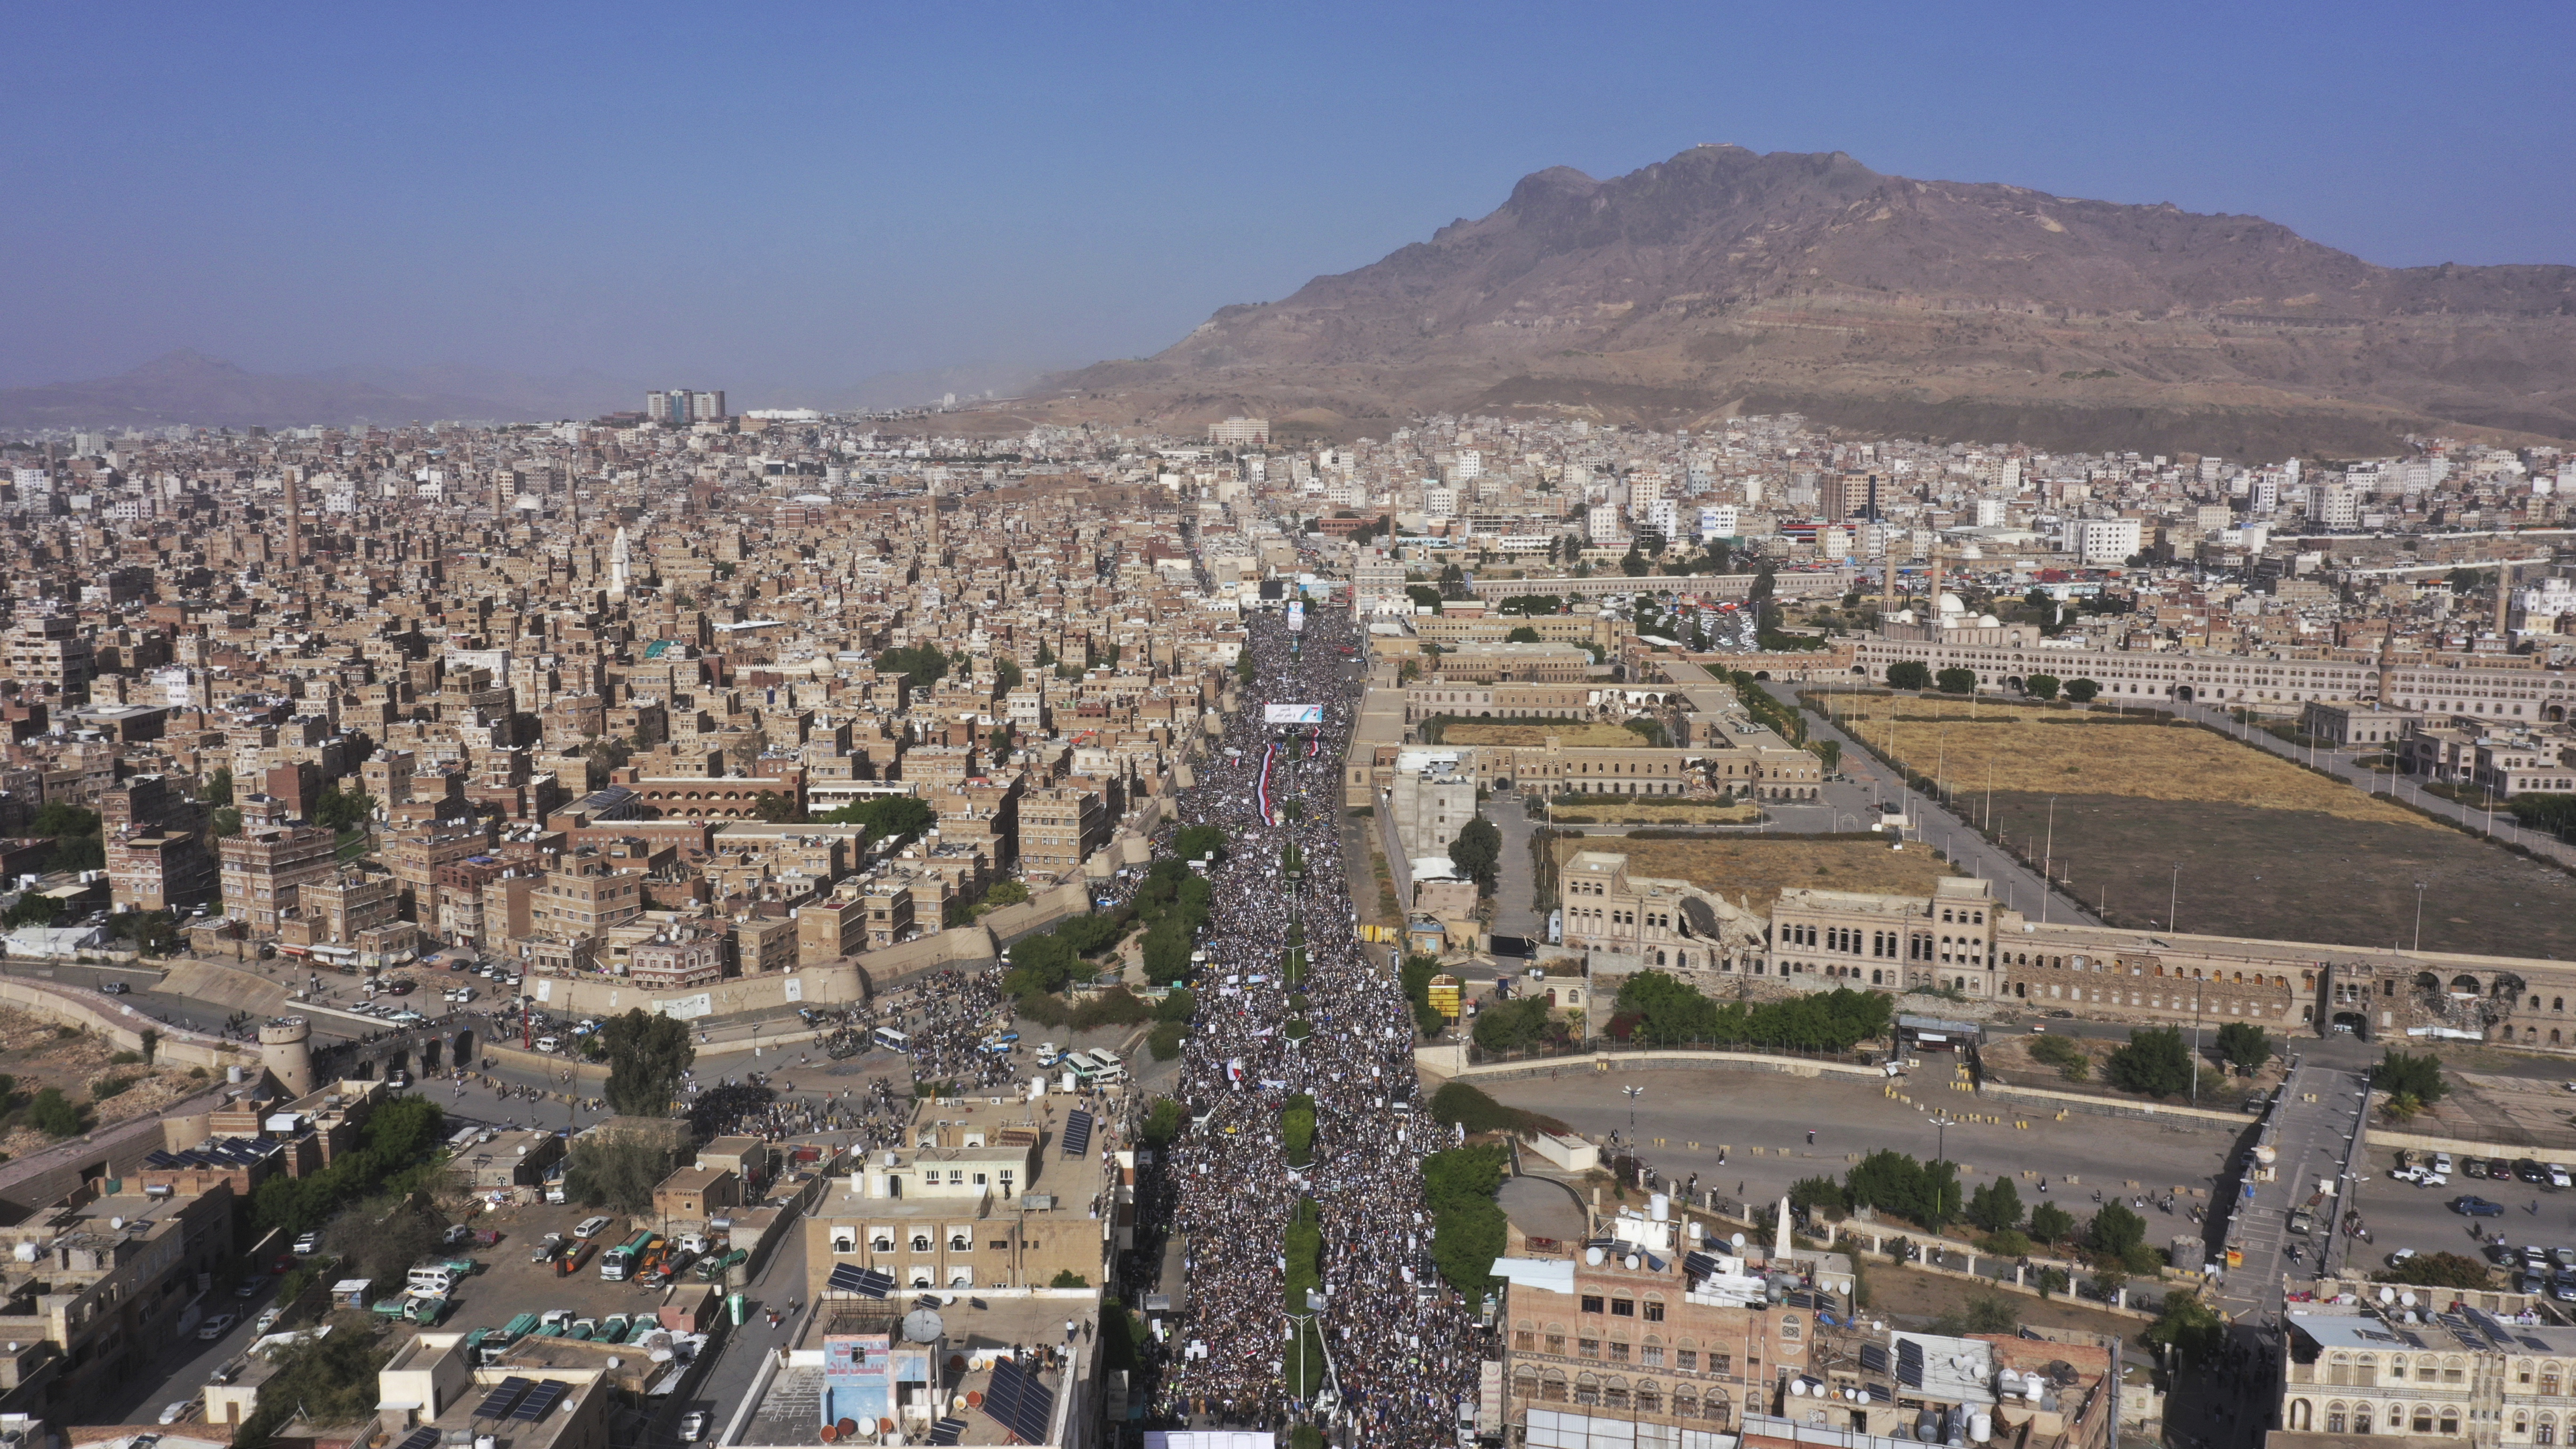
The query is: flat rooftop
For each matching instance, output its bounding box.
[731,1297,1084,1447]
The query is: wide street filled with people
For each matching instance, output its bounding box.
[1150,604,1478,1447]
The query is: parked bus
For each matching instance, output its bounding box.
[872,1025,910,1054]
[600,1230,655,1281]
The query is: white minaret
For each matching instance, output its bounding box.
[1773,1195,1793,1259]
[609,525,631,600]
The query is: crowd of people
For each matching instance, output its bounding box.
[1147,606,1479,1445]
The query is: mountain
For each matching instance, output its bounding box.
[0,351,642,430]
[1039,145,2576,456]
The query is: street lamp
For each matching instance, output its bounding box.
[1623,1085,1643,1146]
[2414,881,2429,954]
[2168,863,2181,936]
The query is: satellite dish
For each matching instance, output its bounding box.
[2400,1291,2418,1308]
[902,1308,945,1343]
[1731,1233,1747,1249]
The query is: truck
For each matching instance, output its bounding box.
[601,1230,657,1282]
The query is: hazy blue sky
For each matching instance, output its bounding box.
[6,0,2570,402]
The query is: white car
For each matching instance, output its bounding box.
[574,1216,613,1239]
[680,1412,708,1441]
[2435,1152,2457,1175]
[2552,1165,2572,1189]
[292,1232,320,1255]
[2390,1166,2423,1183]
[2418,1172,2451,1188]
[2385,1248,2418,1269]
[254,1308,282,1335]
[158,1403,195,1425]
[197,1313,236,1341]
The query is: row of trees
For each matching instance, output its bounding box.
[1795,1152,2160,1274]
[1883,661,2102,702]
[1613,973,1893,1052]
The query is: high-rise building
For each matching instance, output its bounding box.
[645,390,727,426]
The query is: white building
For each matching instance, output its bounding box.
[2060,518,2142,564]
[1696,505,1739,539]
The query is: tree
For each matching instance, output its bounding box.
[2104,1025,2195,1098]
[994,656,1024,692]
[875,644,950,688]
[982,879,1030,909]
[1932,1294,2021,1337]
[2088,1201,2148,1260]
[212,807,242,838]
[310,781,376,831]
[2377,1251,2490,1290]
[750,790,805,824]
[2029,1202,2076,1244]
[1789,1175,1850,1217]
[1506,626,1541,644]
[601,1010,695,1117]
[2062,676,2101,703]
[2024,674,2061,700]
[820,794,935,846]
[2142,1291,2227,1367]
[1449,816,1502,896]
[1423,1144,1510,1295]
[27,1087,82,1137]
[1473,997,1554,1052]
[204,766,234,808]
[1885,660,1932,691]
[1965,1176,2024,1234]
[1034,641,1055,668]
[1172,824,1227,862]
[1812,739,1842,773]
[2372,1050,2448,1106]
[1934,667,1977,695]
[2214,1022,2272,1072]
[563,1133,680,1213]
[1405,584,1443,614]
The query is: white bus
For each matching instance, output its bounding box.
[1071,1050,1126,1086]
[872,1026,910,1054]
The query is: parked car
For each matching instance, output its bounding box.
[198,1313,236,1340]
[2553,1166,2574,1189]
[100,982,131,995]
[232,1280,261,1298]
[2519,1159,2553,1184]
[680,1412,708,1442]
[2464,1159,2490,1179]
[2454,1196,2508,1217]
[292,1232,320,1255]
[254,1307,283,1335]
[443,1224,476,1248]
[2386,1248,2418,1269]
[574,1216,612,1239]
[159,1403,195,1425]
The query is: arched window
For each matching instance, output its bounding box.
[910,1232,931,1252]
[2326,1405,2347,1434]
[1574,1374,1601,1407]
[2412,1406,2434,1433]
[2439,1408,2460,1435]
[2288,1401,2312,1432]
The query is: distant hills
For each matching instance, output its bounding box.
[0,351,641,431]
[1038,145,2576,456]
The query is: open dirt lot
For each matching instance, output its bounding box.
[1445,722,1647,748]
[0,1006,209,1159]
[1548,801,1765,826]
[1561,835,1959,915]
[1822,703,2576,957]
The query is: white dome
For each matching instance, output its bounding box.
[1893,609,1916,624]
[1977,614,2001,628]
[1937,591,1967,616]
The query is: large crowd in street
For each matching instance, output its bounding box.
[1150,605,1478,1446]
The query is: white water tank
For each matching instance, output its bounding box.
[1650,1193,1669,1221]
[1972,1412,1992,1442]
[1585,1247,1604,1266]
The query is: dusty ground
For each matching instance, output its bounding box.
[1562,834,1959,915]
[1860,1260,2148,1341]
[1822,704,2427,826]
[1549,801,1766,825]
[1445,722,1649,749]
[0,1006,209,1159]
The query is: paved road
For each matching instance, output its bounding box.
[686,1212,810,1449]
[2212,1044,2375,1318]
[99,1271,286,1427]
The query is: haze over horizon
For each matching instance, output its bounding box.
[7,0,2572,408]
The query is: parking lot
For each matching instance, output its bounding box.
[2345,1144,2576,1299]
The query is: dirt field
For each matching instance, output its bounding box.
[1829,707,2429,827]
[1444,722,1645,748]
[1561,835,1959,915]
[0,1006,209,1159]
[1550,801,1765,825]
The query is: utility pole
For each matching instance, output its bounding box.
[2169,863,2180,936]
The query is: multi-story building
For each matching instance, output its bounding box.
[217,797,338,933]
[1388,749,1478,859]
[2276,1305,2576,1445]
[6,615,93,701]
[1768,877,2003,997]
[1433,642,1595,684]
[531,853,645,942]
[1020,785,1107,879]
[646,389,726,425]
[805,1098,1109,1296]
[628,926,724,989]
[1557,849,1767,975]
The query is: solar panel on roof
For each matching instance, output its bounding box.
[827,1264,894,1298]
[512,1382,568,1421]
[1895,1340,1924,1389]
[984,1359,1057,1443]
[1682,1251,1721,1279]
[393,1427,441,1449]
[474,1377,533,1420]
[1061,1110,1094,1157]
[927,1418,968,1446]
[1859,1344,1890,1373]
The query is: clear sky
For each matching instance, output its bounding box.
[6,0,2569,403]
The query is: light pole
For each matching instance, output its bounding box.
[2413,881,2428,954]
[2190,977,2204,1108]
[1623,1084,1643,1147]
[2168,863,2180,936]
[2041,796,2057,925]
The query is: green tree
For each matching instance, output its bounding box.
[1473,997,1554,1052]
[204,765,234,807]
[2087,1200,2148,1260]
[749,790,806,824]
[600,1010,695,1117]
[1235,651,1256,684]
[2029,1202,2076,1244]
[27,1087,82,1137]
[2142,1290,2227,1366]
[1965,1176,2024,1234]
[212,806,243,838]
[1423,1144,1511,1295]
[2214,1022,2272,1071]
[2104,1025,2195,1098]
[1172,824,1227,862]
[1885,660,1932,691]
[982,879,1030,909]
[2371,1049,2448,1106]
[819,794,935,845]
[1789,1175,1850,1216]
[1505,626,1541,644]
[1282,1093,1317,1166]
[1449,816,1502,895]
[1934,667,1977,695]
[2063,677,2101,703]
[875,644,950,688]
[563,1133,680,1213]
[2024,674,2061,700]
[2378,1250,2490,1290]
[994,656,1024,692]
[1812,739,1842,772]
[1405,584,1444,613]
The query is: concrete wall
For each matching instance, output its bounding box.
[0,977,258,1074]
[981,882,1094,948]
[522,958,869,1019]
[0,1085,234,1222]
